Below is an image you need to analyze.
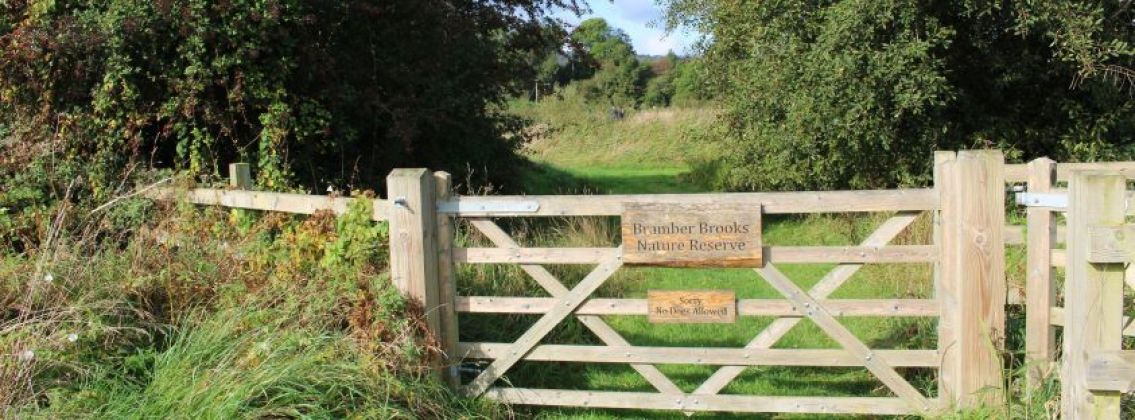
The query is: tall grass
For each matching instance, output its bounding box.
[2,192,500,418]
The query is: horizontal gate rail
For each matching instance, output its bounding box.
[484,388,931,415]
[151,187,388,220]
[440,189,936,216]
[457,297,939,316]
[459,343,939,367]
[455,245,938,264]
[1087,350,1135,393]
[1005,161,1135,182]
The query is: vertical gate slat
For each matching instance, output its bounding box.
[1062,171,1125,419]
[1025,157,1057,385]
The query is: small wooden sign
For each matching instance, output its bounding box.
[648,290,736,324]
[621,203,762,267]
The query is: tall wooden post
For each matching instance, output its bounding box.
[434,171,460,387]
[229,163,252,189]
[387,169,443,377]
[936,150,1006,408]
[1025,157,1057,385]
[1062,171,1125,419]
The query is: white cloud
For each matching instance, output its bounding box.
[641,34,680,56]
[613,0,661,24]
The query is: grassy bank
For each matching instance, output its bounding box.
[2,195,501,418]
[510,94,722,194]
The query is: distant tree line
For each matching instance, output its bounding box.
[527,18,710,108]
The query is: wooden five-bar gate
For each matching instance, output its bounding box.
[158,151,1135,417]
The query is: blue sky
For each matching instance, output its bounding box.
[553,1,699,56]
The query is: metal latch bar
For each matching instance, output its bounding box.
[437,200,540,214]
[1015,192,1068,209]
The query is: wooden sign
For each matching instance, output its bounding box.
[648,290,736,324]
[621,203,762,267]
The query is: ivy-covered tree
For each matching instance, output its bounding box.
[663,0,1135,191]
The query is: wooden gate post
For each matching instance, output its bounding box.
[433,171,460,387]
[387,168,445,377]
[1061,171,1125,419]
[1024,157,1057,386]
[935,150,1006,408]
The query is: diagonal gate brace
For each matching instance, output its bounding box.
[462,250,624,397]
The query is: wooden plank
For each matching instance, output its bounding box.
[1086,350,1135,393]
[454,245,937,265]
[622,203,762,267]
[1051,249,1067,267]
[455,248,618,264]
[1005,225,1024,245]
[484,388,922,415]
[939,150,1006,407]
[1004,163,1028,183]
[1005,162,1135,182]
[1061,171,1126,419]
[767,245,936,263]
[647,290,736,323]
[1050,306,1065,326]
[228,163,252,189]
[461,253,623,396]
[1045,307,1135,337]
[456,297,940,317]
[460,343,939,367]
[1047,307,1135,338]
[1005,225,1064,246]
[386,169,442,378]
[1025,157,1057,386]
[694,213,920,396]
[152,188,390,220]
[434,171,460,388]
[933,152,958,405]
[756,264,933,413]
[466,219,683,395]
[1088,224,1135,263]
[1056,162,1135,181]
[441,189,937,217]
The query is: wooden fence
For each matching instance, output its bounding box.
[1004,161,1135,419]
[153,152,1016,416]
[154,155,1135,416]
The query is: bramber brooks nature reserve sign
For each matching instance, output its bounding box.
[648,290,736,323]
[621,203,762,267]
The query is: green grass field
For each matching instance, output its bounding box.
[457,100,956,418]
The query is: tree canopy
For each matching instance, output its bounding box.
[663,0,1135,190]
[1,0,582,195]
